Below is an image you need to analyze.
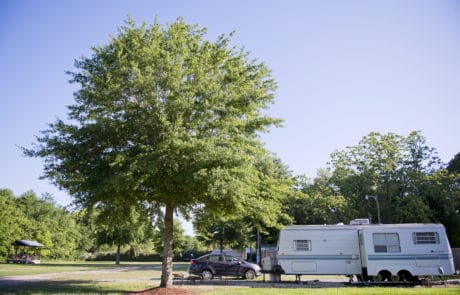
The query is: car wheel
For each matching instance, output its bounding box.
[202,269,213,280]
[244,269,256,280]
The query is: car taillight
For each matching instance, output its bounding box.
[190,259,198,265]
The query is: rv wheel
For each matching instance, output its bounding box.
[374,270,391,282]
[397,270,413,282]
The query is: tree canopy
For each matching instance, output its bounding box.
[25,18,288,287]
[447,152,460,174]
[328,131,442,223]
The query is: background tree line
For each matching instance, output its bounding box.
[0,189,87,260]
[1,131,459,264]
[281,131,460,247]
[0,189,208,261]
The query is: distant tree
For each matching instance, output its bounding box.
[94,201,154,264]
[194,211,254,252]
[25,18,284,287]
[329,131,440,224]
[420,170,460,246]
[15,191,82,259]
[181,235,208,259]
[152,220,188,259]
[0,189,31,258]
[284,174,349,225]
[72,209,98,256]
[447,153,460,174]
[16,192,56,251]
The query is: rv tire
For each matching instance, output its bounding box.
[374,270,391,282]
[373,274,382,282]
[397,270,413,282]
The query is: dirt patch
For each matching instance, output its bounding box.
[129,287,197,295]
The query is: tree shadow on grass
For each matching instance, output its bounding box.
[0,278,156,294]
[37,262,160,268]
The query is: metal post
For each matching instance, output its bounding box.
[256,229,261,265]
[375,195,381,224]
[365,195,381,224]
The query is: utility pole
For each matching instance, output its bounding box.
[365,194,381,224]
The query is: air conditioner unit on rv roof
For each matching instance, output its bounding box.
[350,218,370,225]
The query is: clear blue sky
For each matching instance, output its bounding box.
[1,0,460,208]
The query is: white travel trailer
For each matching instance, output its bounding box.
[276,222,455,282]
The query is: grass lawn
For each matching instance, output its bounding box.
[202,286,460,295]
[0,261,459,294]
[0,261,191,294]
[0,261,126,276]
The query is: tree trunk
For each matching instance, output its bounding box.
[160,203,174,288]
[116,244,121,265]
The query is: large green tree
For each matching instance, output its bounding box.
[26,18,284,287]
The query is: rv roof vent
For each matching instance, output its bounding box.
[350,218,370,225]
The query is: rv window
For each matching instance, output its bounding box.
[373,233,401,253]
[294,240,311,251]
[413,232,440,244]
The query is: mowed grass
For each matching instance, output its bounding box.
[0,261,167,294]
[0,261,459,294]
[203,286,460,295]
[0,261,127,276]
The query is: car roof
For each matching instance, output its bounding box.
[198,253,238,259]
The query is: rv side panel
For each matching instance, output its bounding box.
[360,224,455,278]
[278,225,361,275]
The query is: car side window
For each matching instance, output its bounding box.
[209,255,221,262]
[224,255,236,262]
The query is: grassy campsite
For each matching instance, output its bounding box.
[1,261,459,294]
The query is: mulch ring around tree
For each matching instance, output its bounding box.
[129,287,197,295]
